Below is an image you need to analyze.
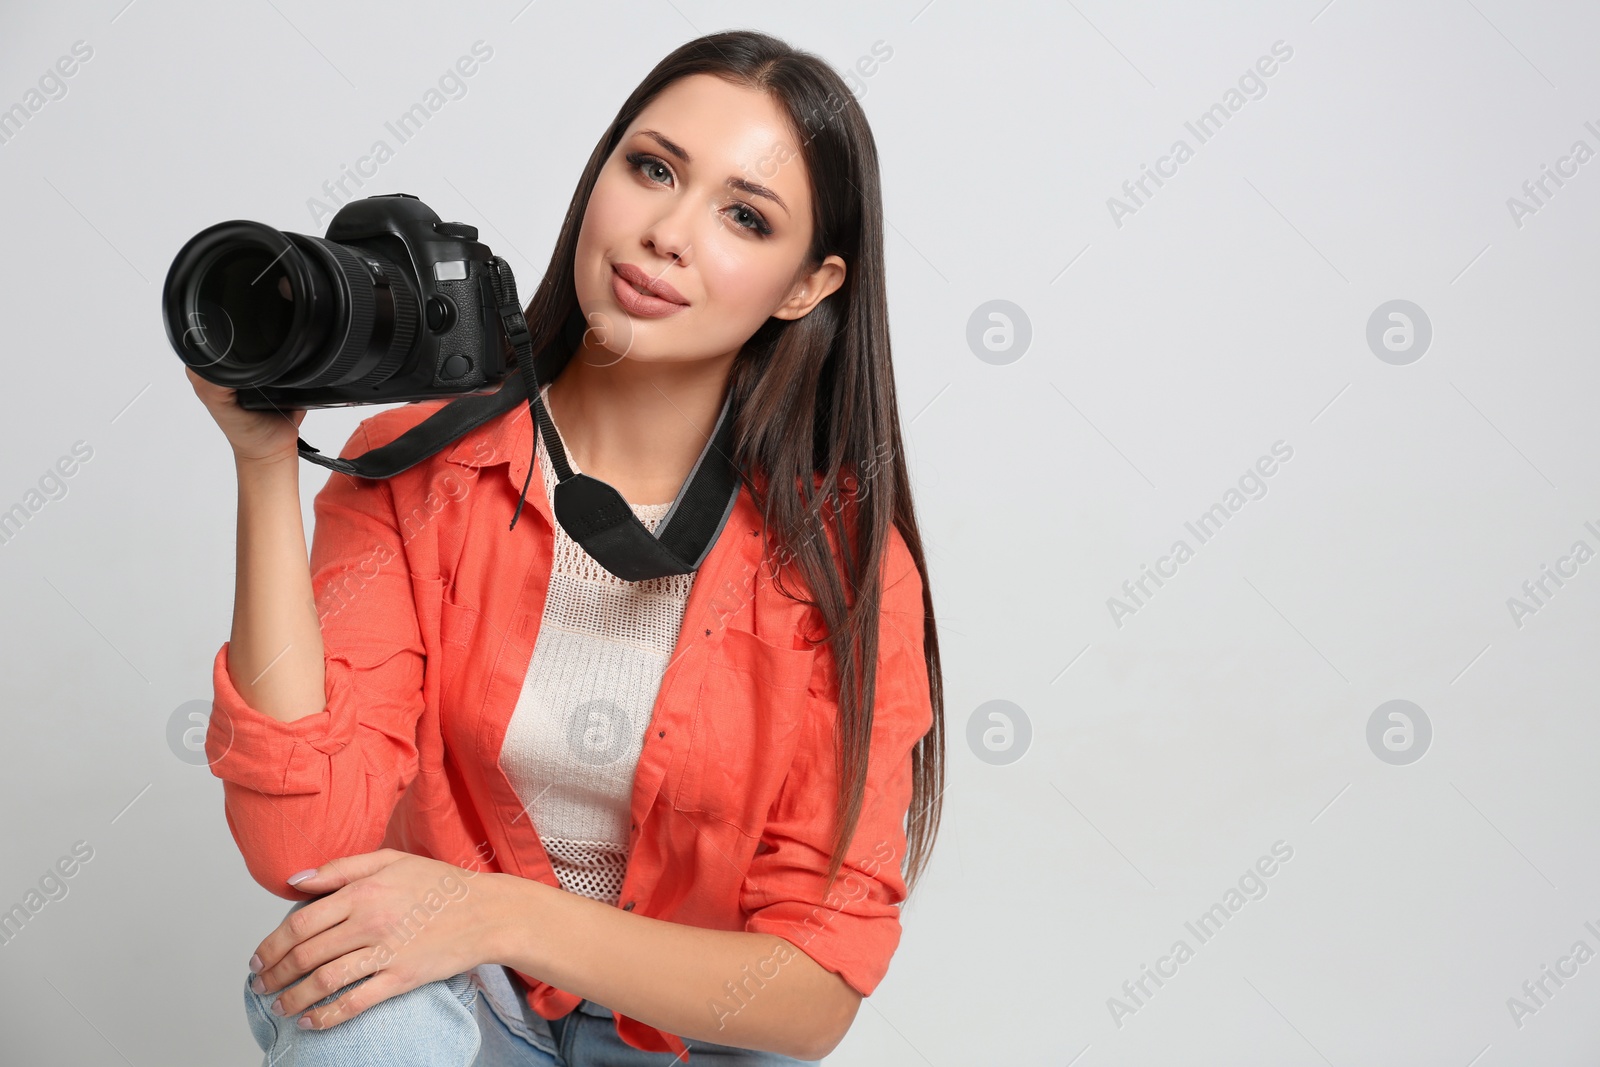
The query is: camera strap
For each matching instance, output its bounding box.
[291,258,742,582]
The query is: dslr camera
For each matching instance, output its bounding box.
[162,193,516,410]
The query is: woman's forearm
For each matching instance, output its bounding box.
[227,453,326,722]
[483,874,859,1061]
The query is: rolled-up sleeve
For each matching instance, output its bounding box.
[204,419,428,900]
[739,527,933,997]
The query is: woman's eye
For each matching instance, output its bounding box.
[729,205,771,236]
[627,152,672,185]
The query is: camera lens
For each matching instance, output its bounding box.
[163,220,419,393]
[192,246,294,365]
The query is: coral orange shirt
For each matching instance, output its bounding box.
[204,396,933,1058]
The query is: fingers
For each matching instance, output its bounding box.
[183,365,221,398]
[183,366,240,412]
[280,851,399,897]
[249,894,351,996]
[275,952,401,1031]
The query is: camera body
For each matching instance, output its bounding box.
[163,193,514,411]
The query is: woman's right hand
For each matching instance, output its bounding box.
[185,366,308,464]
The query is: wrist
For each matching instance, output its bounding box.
[233,458,299,503]
[233,451,301,481]
[478,872,545,971]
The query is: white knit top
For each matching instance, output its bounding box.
[497,383,697,904]
[472,386,699,1031]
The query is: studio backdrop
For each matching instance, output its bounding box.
[2,1,1598,1063]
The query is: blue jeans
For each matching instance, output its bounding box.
[242,899,823,1065]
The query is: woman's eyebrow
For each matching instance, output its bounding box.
[636,128,790,216]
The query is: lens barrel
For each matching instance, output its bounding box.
[162,220,419,392]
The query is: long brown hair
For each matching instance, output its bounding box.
[518,30,945,899]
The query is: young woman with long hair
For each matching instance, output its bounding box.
[189,29,945,1065]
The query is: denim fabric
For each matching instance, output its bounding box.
[244,962,482,1066]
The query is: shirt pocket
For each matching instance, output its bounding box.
[404,591,489,818]
[671,626,816,835]
[436,594,486,712]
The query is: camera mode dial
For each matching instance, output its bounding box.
[433,221,479,240]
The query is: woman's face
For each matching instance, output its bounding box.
[573,73,845,365]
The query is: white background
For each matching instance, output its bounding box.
[1,0,1598,1063]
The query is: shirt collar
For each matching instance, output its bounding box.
[444,399,553,529]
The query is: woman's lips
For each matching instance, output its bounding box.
[610,263,688,318]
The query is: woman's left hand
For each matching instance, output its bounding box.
[246,849,503,1030]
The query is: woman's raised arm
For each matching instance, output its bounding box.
[228,450,327,720]
[187,365,326,720]
[187,367,430,898]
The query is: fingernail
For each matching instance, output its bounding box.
[297,1015,314,1030]
[270,998,285,1017]
[286,869,317,886]
[250,976,265,995]
[248,953,264,974]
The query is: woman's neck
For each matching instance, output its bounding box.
[545,340,737,507]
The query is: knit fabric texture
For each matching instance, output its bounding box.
[496,383,698,907]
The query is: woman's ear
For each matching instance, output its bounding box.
[773,254,847,321]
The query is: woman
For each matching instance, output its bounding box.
[188,29,945,1066]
